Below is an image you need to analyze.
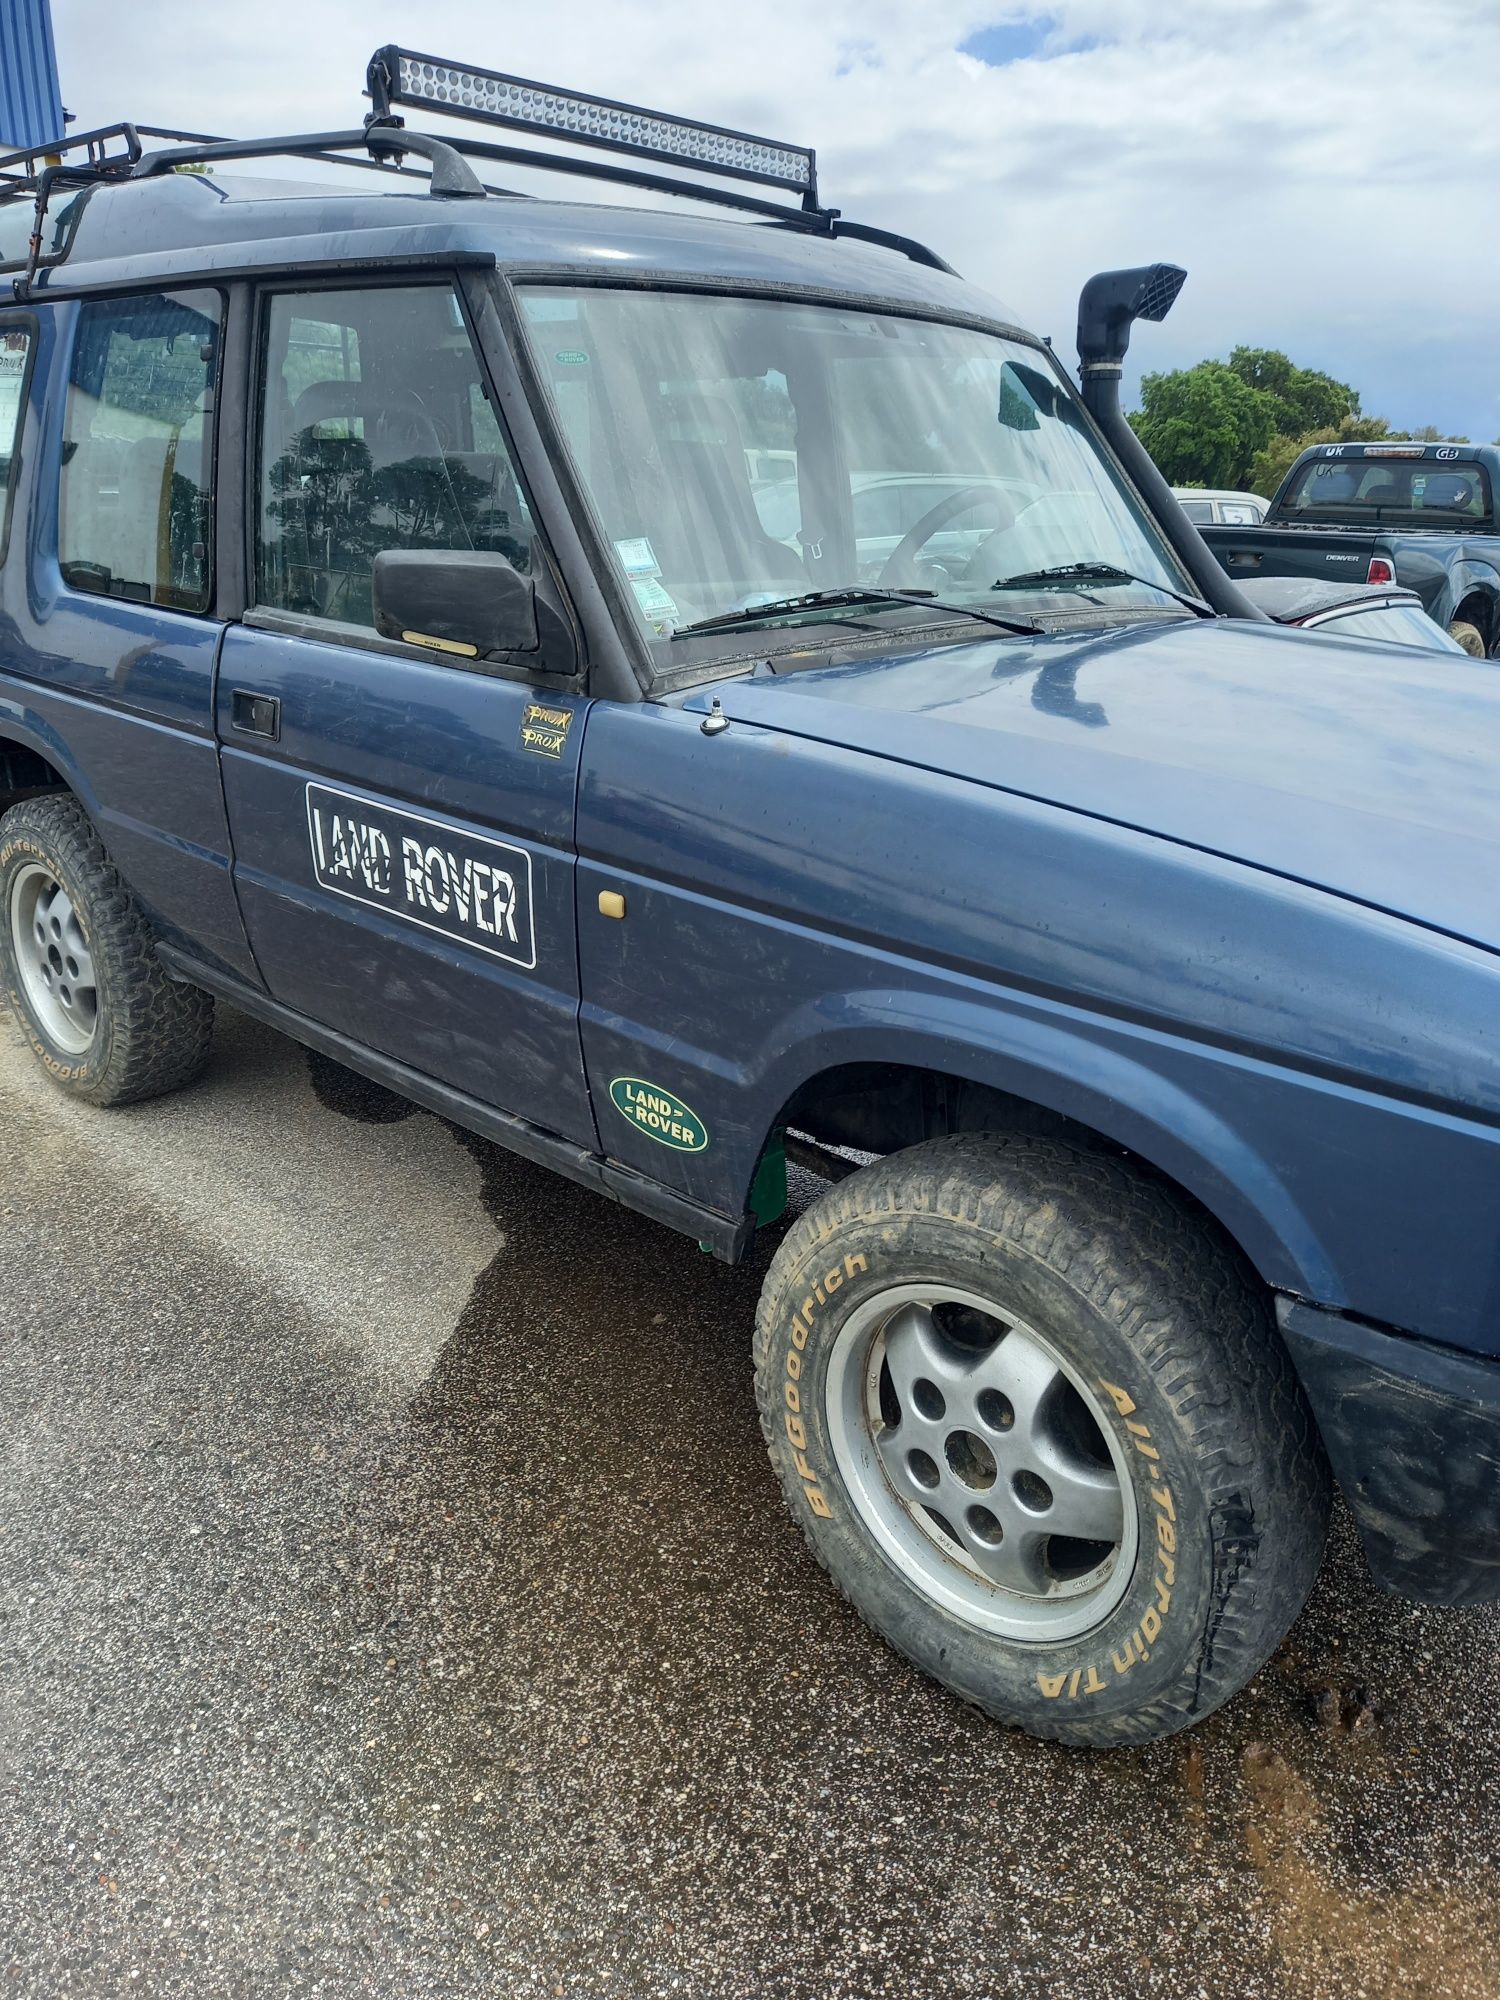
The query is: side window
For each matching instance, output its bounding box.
[256,283,533,631]
[59,290,220,611]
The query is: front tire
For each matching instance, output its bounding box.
[754,1134,1330,1747]
[0,795,214,1105]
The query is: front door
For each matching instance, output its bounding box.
[215,277,595,1145]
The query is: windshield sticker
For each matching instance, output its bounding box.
[609,1077,709,1152]
[520,701,574,759]
[629,575,678,629]
[306,783,536,969]
[614,537,661,577]
[554,349,590,366]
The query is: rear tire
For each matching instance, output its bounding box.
[1448,618,1487,657]
[0,795,214,1105]
[754,1134,1331,1747]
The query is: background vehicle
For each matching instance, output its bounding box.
[1201,441,1500,654]
[1235,575,1469,651]
[1171,486,1268,526]
[2,54,1498,1752]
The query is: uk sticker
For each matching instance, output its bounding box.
[306,783,536,969]
[520,701,574,759]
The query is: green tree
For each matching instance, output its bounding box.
[1130,361,1278,488]
[1226,347,1359,437]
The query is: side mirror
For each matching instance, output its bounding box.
[373,548,539,660]
[1076,263,1186,371]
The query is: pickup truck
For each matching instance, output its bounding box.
[1202,440,1500,655]
[3,51,1499,1751]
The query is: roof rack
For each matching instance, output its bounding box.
[1,120,235,298]
[0,119,227,200]
[5,56,955,290]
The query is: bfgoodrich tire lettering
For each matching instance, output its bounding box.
[753,1134,1331,1747]
[0,795,214,1106]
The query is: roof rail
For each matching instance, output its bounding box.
[391,125,952,270]
[130,126,485,198]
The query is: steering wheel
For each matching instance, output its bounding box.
[878,483,1016,587]
[373,388,449,460]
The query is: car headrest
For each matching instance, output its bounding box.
[293,379,367,432]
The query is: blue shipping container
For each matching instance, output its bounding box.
[0,0,63,149]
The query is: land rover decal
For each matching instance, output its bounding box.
[608,1077,709,1151]
[306,783,536,969]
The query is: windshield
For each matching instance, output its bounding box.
[1282,453,1491,525]
[518,289,1188,647]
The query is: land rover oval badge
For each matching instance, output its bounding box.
[609,1076,709,1152]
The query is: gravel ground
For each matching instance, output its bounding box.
[1,1005,1498,2000]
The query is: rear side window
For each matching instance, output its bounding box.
[0,325,32,537]
[59,289,221,612]
[255,283,533,631]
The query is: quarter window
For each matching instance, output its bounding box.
[255,284,532,630]
[0,325,32,548]
[59,290,221,611]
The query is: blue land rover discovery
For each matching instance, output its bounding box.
[1,49,1496,1746]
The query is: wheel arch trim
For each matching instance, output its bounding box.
[0,698,100,819]
[748,988,1342,1301]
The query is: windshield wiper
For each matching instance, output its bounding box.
[992,562,1215,619]
[672,586,1044,640]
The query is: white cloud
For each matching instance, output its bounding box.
[49,0,1500,437]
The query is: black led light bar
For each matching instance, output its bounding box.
[368,45,819,206]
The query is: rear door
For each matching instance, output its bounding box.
[215,275,595,1144]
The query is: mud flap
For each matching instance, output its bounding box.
[1278,1297,1500,1608]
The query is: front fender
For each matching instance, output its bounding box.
[577,704,1500,1358]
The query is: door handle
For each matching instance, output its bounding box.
[230,689,281,740]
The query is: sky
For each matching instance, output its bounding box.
[38,0,1500,441]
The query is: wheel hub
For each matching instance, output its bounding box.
[825,1282,1139,1642]
[9,862,99,1057]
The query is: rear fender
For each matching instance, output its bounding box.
[0,693,105,822]
[1445,557,1500,642]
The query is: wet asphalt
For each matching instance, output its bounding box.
[1,1005,1498,2000]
